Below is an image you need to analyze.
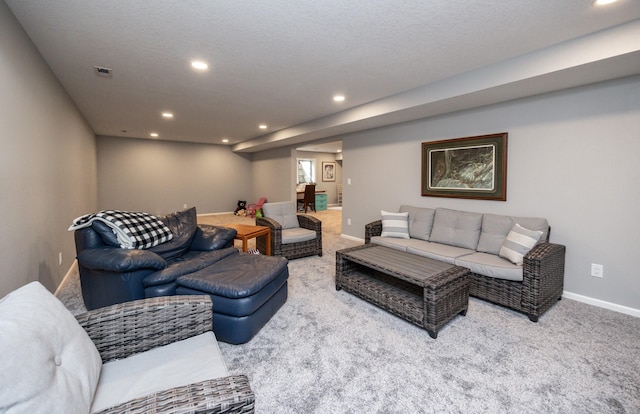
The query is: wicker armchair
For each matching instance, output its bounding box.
[256,214,322,260]
[76,295,255,414]
[365,220,565,322]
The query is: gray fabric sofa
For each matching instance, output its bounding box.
[365,205,566,321]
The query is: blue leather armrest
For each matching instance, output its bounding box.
[77,247,166,272]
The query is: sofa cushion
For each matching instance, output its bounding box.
[91,220,121,247]
[91,332,228,413]
[0,282,102,414]
[380,210,410,239]
[429,208,483,250]
[455,252,524,281]
[263,201,300,229]
[399,205,435,241]
[150,207,198,260]
[282,227,317,244]
[190,225,237,251]
[477,214,549,255]
[143,248,239,287]
[406,243,475,265]
[499,223,544,266]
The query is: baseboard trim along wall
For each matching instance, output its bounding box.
[562,291,640,319]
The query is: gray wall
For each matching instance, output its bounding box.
[0,1,97,296]
[97,136,252,216]
[342,76,640,311]
[250,146,295,205]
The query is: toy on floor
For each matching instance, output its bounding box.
[234,200,247,216]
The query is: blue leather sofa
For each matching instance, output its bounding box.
[74,207,289,344]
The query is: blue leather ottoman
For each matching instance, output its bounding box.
[176,253,289,344]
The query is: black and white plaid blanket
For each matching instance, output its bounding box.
[68,210,173,249]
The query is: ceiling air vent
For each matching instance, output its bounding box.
[93,66,113,78]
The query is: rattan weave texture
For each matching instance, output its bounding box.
[256,214,322,259]
[75,295,255,414]
[365,219,566,322]
[336,244,470,338]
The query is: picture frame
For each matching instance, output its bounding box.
[421,133,508,201]
[322,161,336,182]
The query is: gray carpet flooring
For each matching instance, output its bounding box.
[57,210,640,413]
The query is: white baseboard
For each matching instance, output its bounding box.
[562,291,640,318]
[341,234,364,243]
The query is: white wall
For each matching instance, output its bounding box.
[97,136,253,215]
[342,76,640,311]
[0,1,97,295]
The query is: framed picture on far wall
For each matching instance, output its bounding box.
[421,133,508,201]
[322,161,336,182]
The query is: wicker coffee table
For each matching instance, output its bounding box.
[336,244,470,339]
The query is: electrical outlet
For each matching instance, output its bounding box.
[347,218,352,226]
[591,263,604,278]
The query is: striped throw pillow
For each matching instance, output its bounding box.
[499,223,543,265]
[380,210,410,239]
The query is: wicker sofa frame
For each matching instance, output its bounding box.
[365,220,566,322]
[256,214,322,260]
[76,295,255,414]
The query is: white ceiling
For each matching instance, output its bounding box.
[6,1,640,153]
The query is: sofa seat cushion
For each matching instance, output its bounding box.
[0,282,102,414]
[143,248,239,287]
[370,235,432,252]
[477,214,549,255]
[399,205,435,241]
[429,208,483,250]
[455,252,524,282]
[406,243,475,265]
[282,227,317,244]
[91,332,228,413]
[177,254,289,299]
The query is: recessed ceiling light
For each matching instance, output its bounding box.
[150,132,159,137]
[222,138,229,143]
[191,61,209,70]
[595,0,617,5]
[259,124,268,129]
[162,112,173,119]
[333,95,345,102]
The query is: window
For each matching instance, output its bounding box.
[297,158,316,184]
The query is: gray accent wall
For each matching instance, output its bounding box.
[341,76,640,311]
[97,136,252,216]
[0,1,97,296]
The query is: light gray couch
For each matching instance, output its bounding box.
[365,205,566,321]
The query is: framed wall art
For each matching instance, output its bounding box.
[421,133,507,201]
[322,161,336,182]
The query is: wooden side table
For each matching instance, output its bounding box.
[223,223,271,255]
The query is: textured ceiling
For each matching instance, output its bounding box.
[6,1,640,152]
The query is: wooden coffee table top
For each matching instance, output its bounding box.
[224,223,269,237]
